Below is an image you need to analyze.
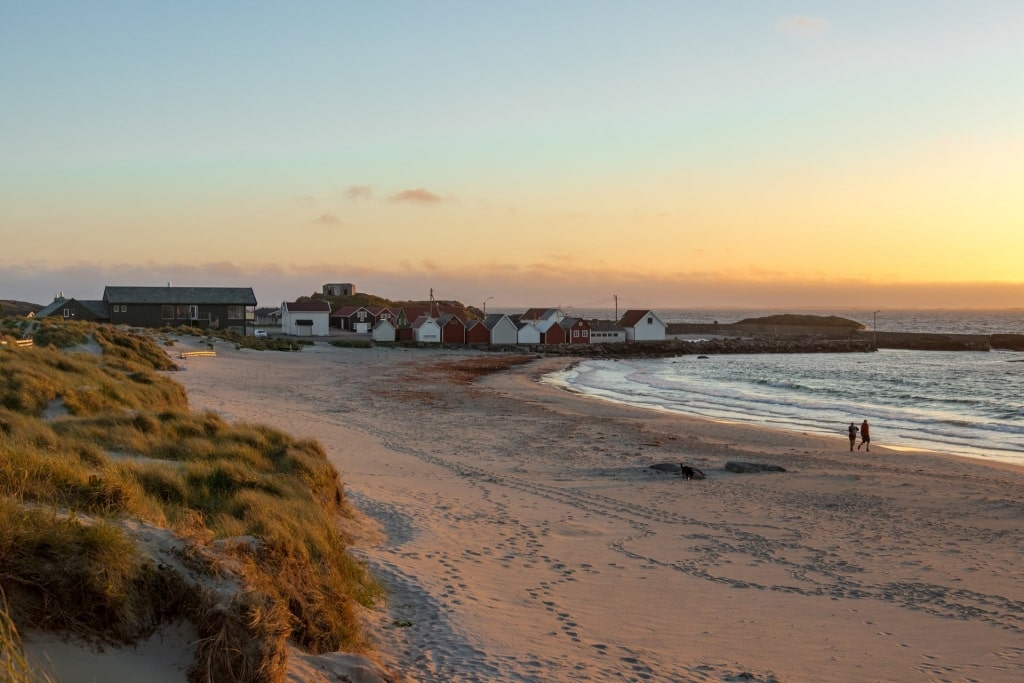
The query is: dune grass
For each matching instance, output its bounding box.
[1,591,53,683]
[0,322,384,681]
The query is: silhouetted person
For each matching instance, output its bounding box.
[847,422,859,451]
[858,420,871,451]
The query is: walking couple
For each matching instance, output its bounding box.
[847,420,870,451]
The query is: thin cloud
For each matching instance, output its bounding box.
[345,185,373,200]
[388,188,444,205]
[777,16,828,36]
[314,213,342,225]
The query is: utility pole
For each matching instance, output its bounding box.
[483,297,493,317]
[614,294,618,321]
[873,310,879,350]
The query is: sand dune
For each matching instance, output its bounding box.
[169,339,1024,682]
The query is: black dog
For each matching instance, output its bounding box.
[680,465,695,481]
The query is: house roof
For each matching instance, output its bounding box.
[37,298,109,318]
[521,307,561,321]
[438,313,465,326]
[104,286,257,305]
[35,298,69,318]
[559,316,591,330]
[483,313,513,329]
[330,305,364,318]
[284,300,331,312]
[589,319,624,332]
[411,315,439,330]
[618,309,664,328]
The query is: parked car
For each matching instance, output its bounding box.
[254,329,268,338]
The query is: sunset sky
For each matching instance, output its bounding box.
[2,2,1022,311]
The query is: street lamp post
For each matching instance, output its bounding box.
[873,310,879,349]
[483,297,493,317]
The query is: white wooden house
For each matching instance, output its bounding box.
[411,316,441,343]
[281,300,331,336]
[619,310,667,342]
[372,318,397,342]
[516,320,541,345]
[483,313,518,345]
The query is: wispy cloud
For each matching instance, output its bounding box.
[345,185,373,200]
[388,188,444,205]
[777,16,828,36]
[313,213,341,225]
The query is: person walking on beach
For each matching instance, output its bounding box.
[858,420,871,451]
[847,422,859,451]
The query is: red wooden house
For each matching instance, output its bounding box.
[439,313,467,344]
[560,317,592,344]
[536,319,567,344]
[466,319,491,344]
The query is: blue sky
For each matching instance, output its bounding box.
[2,2,1023,310]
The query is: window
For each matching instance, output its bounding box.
[176,305,189,318]
[647,317,653,324]
[63,308,70,318]
[162,305,174,319]
[227,305,244,319]
[358,311,366,320]
[582,329,589,337]
[573,329,580,337]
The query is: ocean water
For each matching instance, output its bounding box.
[541,313,1024,465]
[548,308,1024,336]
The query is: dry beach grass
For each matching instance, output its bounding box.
[168,340,1024,682]
[1,323,385,682]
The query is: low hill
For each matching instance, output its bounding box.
[0,300,42,318]
[734,314,865,329]
[298,292,483,320]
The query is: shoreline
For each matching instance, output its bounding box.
[169,341,1024,682]
[542,351,1024,467]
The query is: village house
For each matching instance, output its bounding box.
[372,318,397,342]
[515,320,541,345]
[438,313,467,344]
[36,293,108,322]
[411,316,441,343]
[103,285,257,333]
[588,319,626,343]
[619,310,667,342]
[482,313,518,345]
[465,319,491,344]
[560,317,592,344]
[535,319,567,344]
[281,300,331,336]
[331,306,395,333]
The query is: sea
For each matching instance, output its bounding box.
[537,309,1024,466]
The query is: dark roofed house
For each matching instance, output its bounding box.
[36,294,109,322]
[103,285,257,333]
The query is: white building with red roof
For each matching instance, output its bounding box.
[281,300,332,336]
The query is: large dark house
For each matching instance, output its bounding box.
[103,286,257,333]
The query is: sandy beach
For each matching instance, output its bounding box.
[166,339,1024,682]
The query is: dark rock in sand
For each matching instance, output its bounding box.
[724,461,787,474]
